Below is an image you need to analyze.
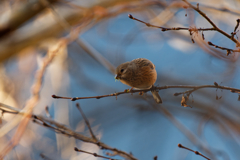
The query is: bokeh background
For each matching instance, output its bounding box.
[1,0,240,159]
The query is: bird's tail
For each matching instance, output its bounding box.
[151,86,162,104]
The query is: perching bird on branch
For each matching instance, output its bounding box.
[115,58,162,103]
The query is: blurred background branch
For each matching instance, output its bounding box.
[0,0,165,62]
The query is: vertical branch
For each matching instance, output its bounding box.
[76,103,98,142]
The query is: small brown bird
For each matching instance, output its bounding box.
[115,58,162,103]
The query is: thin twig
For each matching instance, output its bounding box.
[231,19,240,40]
[76,103,98,141]
[128,14,215,32]
[74,147,121,160]
[178,144,211,160]
[52,84,240,101]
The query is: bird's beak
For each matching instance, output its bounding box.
[115,74,120,80]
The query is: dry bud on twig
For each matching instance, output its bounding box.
[181,94,192,108]
[178,143,211,160]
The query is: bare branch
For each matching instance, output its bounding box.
[208,41,240,56]
[52,84,240,102]
[128,14,215,32]
[0,103,137,160]
[182,0,240,46]
[128,1,240,53]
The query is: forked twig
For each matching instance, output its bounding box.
[128,0,240,54]
[182,0,240,46]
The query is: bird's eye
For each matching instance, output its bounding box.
[120,69,124,72]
